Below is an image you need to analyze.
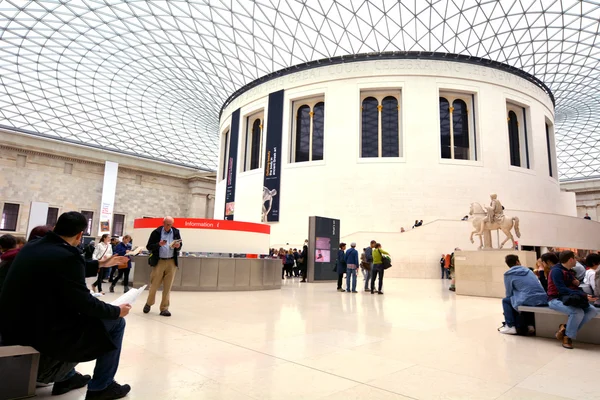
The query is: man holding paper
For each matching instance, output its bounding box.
[0,212,132,399]
[143,216,182,317]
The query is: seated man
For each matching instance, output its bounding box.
[547,250,599,349]
[499,254,548,335]
[0,212,132,399]
[582,253,600,297]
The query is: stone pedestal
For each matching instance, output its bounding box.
[455,250,537,298]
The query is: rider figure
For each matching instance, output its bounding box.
[480,194,504,234]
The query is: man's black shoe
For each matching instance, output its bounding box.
[85,381,131,400]
[143,304,150,314]
[52,372,91,396]
[159,310,171,317]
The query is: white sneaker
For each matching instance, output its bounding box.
[498,325,517,335]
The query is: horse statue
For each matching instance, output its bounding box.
[469,202,521,249]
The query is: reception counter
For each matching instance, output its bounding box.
[132,256,281,291]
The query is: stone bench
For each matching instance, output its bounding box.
[0,345,40,399]
[518,305,600,344]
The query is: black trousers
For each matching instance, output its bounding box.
[300,264,307,280]
[337,273,344,289]
[112,268,130,287]
[93,269,104,292]
[371,266,384,292]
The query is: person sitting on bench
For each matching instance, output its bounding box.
[547,250,599,349]
[498,254,548,335]
[582,253,600,296]
[0,212,132,399]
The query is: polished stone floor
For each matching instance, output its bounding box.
[39,278,600,400]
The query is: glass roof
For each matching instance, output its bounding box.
[0,0,598,179]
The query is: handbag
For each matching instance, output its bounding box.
[382,255,392,270]
[117,262,129,270]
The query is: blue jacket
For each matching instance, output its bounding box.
[364,247,373,263]
[114,242,132,268]
[504,266,548,309]
[345,247,359,266]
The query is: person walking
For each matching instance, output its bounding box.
[111,235,133,293]
[371,243,390,295]
[363,240,375,292]
[143,216,182,317]
[336,243,347,292]
[91,234,112,294]
[345,243,359,293]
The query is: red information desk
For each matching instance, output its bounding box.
[131,218,280,291]
[132,218,270,254]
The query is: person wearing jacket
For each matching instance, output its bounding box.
[498,255,548,335]
[547,250,599,349]
[143,216,182,317]
[111,235,133,294]
[371,243,389,295]
[0,234,20,295]
[344,242,359,293]
[363,240,375,292]
[0,212,132,399]
[336,243,347,292]
[298,240,308,282]
[91,234,113,294]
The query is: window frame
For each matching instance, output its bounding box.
[46,206,60,226]
[506,102,532,170]
[290,96,325,163]
[545,118,557,179]
[80,210,94,237]
[0,202,20,232]
[359,90,402,158]
[242,110,264,172]
[439,91,477,161]
[219,127,230,181]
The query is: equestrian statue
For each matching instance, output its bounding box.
[469,194,520,249]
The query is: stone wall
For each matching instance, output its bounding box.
[0,130,216,238]
[562,179,600,222]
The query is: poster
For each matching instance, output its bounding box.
[98,161,119,235]
[224,108,240,220]
[262,90,284,222]
[311,216,340,281]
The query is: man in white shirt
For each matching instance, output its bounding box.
[582,253,600,296]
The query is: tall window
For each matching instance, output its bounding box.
[507,103,531,169]
[81,210,93,236]
[545,122,555,178]
[292,97,325,163]
[46,207,59,226]
[0,203,20,231]
[243,112,263,171]
[439,92,476,160]
[113,214,125,236]
[221,129,230,180]
[360,92,401,158]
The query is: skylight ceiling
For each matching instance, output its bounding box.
[0,0,599,179]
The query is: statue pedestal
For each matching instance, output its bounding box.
[454,250,537,298]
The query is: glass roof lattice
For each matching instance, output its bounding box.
[0,0,599,179]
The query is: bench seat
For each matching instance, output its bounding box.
[518,305,600,344]
[0,345,40,399]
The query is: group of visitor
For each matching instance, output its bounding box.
[336,240,391,294]
[499,250,599,349]
[274,241,308,282]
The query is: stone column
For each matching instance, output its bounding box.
[188,176,216,219]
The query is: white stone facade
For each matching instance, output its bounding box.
[0,129,215,239]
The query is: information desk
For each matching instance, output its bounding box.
[132,256,281,292]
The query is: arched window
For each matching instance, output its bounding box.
[361,97,378,158]
[452,99,469,160]
[381,96,399,157]
[295,105,311,162]
[312,102,324,161]
[439,97,451,159]
[439,92,476,160]
[507,110,520,167]
[250,118,262,170]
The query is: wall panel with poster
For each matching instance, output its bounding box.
[307,216,340,281]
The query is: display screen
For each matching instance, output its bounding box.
[315,249,330,263]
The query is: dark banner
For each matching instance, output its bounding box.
[313,216,340,281]
[262,90,284,222]
[224,108,240,220]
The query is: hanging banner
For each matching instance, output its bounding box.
[98,161,119,235]
[262,89,284,222]
[224,108,241,220]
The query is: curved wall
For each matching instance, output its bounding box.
[216,58,576,256]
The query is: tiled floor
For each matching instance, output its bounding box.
[38,278,599,400]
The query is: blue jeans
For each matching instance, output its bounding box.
[548,298,599,339]
[346,268,357,292]
[363,264,372,290]
[502,297,520,327]
[87,318,126,391]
